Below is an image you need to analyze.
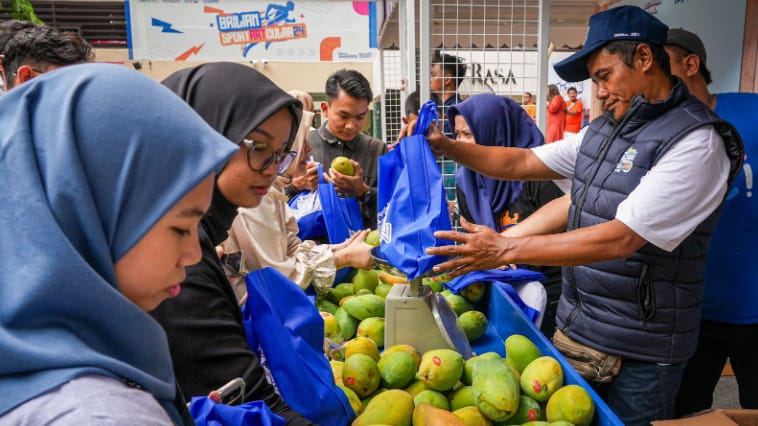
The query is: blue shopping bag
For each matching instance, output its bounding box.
[376,100,453,280]
[289,163,364,244]
[241,267,355,426]
[189,397,286,426]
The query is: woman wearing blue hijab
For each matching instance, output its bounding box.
[449,93,550,230]
[0,64,237,424]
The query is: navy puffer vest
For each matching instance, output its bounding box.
[556,79,743,363]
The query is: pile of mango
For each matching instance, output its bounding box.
[330,334,595,426]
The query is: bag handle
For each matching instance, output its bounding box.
[412,99,439,137]
[317,163,325,185]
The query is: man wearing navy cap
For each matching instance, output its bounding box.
[422,6,744,424]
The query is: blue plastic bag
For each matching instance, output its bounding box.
[289,163,364,244]
[241,267,355,426]
[190,397,286,426]
[376,100,453,280]
[446,269,545,324]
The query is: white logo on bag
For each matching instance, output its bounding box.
[292,191,321,219]
[377,203,392,243]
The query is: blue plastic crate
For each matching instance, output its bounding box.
[471,283,623,426]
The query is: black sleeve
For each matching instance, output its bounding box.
[150,242,315,425]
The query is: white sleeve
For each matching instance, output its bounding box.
[615,126,730,252]
[531,127,587,178]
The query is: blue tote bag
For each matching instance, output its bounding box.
[376,100,453,280]
[289,163,364,244]
[242,267,355,425]
[190,398,286,426]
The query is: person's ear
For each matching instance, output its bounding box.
[636,44,654,73]
[683,53,701,78]
[320,101,328,116]
[15,65,36,85]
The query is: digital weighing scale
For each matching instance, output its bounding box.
[371,247,473,358]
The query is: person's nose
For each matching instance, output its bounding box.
[182,230,204,267]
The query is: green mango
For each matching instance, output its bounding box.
[545,384,594,426]
[335,307,359,341]
[377,351,416,389]
[413,389,450,410]
[504,334,542,374]
[342,353,380,398]
[374,282,392,299]
[353,389,414,426]
[462,352,501,385]
[417,349,464,392]
[453,405,493,426]
[442,292,474,316]
[457,311,488,342]
[353,269,379,294]
[403,379,428,397]
[461,282,487,303]
[448,385,475,411]
[471,357,520,422]
[507,395,543,424]
[337,384,362,415]
[342,294,385,320]
[327,282,355,304]
[316,298,338,315]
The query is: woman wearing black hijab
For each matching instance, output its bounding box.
[150,63,313,425]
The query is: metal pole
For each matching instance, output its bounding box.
[401,0,417,96]
[536,0,549,132]
[419,0,431,103]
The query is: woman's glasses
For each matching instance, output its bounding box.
[242,139,296,175]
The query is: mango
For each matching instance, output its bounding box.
[342,353,381,398]
[471,357,520,422]
[353,269,379,294]
[344,336,380,361]
[339,295,356,306]
[364,230,381,246]
[504,334,542,374]
[316,298,339,315]
[353,389,413,426]
[382,344,421,369]
[462,352,502,385]
[458,311,488,342]
[338,384,363,415]
[449,385,476,411]
[327,282,354,304]
[378,270,408,285]
[335,307,360,341]
[360,387,386,408]
[374,282,392,299]
[343,294,385,320]
[330,360,344,385]
[356,317,385,347]
[442,291,473,316]
[377,351,416,389]
[355,288,372,296]
[461,282,487,303]
[403,379,428,397]
[331,156,355,176]
[453,406,493,426]
[507,395,543,424]
[548,421,577,426]
[520,422,551,426]
[545,384,594,426]
[413,403,467,426]
[520,356,564,402]
[414,389,450,410]
[417,349,464,392]
[422,276,444,293]
[321,311,343,343]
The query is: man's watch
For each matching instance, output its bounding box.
[360,186,374,203]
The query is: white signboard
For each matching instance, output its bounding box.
[127,0,378,62]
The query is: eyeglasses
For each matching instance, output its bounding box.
[242,139,296,175]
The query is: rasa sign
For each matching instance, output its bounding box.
[127,0,378,62]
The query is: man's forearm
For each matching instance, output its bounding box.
[443,142,563,181]
[503,219,647,267]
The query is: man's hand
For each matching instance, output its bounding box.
[332,229,375,270]
[291,162,319,192]
[325,160,368,197]
[426,217,511,278]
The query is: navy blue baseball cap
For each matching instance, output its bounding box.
[554,5,669,82]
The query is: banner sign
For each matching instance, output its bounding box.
[127,0,378,62]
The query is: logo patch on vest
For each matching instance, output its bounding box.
[614,147,638,173]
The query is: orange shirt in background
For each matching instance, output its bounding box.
[565,100,584,133]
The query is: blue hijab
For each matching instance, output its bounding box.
[449,94,544,230]
[0,64,237,421]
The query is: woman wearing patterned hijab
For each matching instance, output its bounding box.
[0,64,236,424]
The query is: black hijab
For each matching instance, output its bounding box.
[163,62,302,244]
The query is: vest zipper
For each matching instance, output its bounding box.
[564,108,638,332]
